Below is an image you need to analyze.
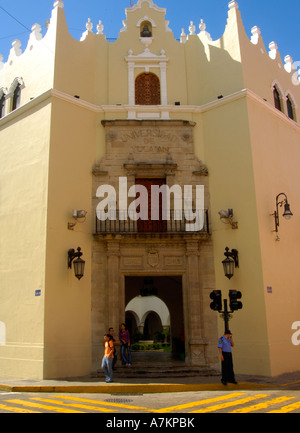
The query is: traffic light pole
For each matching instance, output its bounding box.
[223,299,231,333]
[210,290,242,332]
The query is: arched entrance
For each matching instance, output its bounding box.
[124,310,138,341]
[125,276,184,360]
[144,311,163,339]
[125,295,170,342]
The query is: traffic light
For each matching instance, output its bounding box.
[229,290,243,311]
[210,290,222,311]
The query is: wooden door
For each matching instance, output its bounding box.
[136,179,167,232]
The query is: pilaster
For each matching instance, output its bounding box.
[106,240,121,331]
[185,240,207,366]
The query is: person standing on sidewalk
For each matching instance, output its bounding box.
[119,323,132,366]
[102,334,114,383]
[108,327,118,370]
[218,330,238,385]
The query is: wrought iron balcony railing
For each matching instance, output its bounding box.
[95,209,209,234]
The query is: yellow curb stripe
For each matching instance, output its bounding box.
[230,396,296,413]
[189,394,269,413]
[4,381,298,394]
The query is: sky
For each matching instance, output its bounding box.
[0,0,299,64]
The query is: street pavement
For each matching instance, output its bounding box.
[1,388,300,414]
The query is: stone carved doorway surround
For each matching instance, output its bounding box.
[91,119,219,372]
[92,236,218,370]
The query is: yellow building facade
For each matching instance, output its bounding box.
[0,0,300,379]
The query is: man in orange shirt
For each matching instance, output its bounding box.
[102,333,114,383]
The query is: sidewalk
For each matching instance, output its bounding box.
[1,371,300,394]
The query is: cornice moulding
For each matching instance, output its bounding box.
[1,88,299,132]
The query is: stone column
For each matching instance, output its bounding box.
[185,240,207,366]
[198,239,219,370]
[106,240,121,332]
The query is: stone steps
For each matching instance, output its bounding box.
[93,363,219,379]
[92,352,219,379]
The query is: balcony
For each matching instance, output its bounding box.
[95,209,209,235]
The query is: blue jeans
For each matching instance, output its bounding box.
[102,356,113,382]
[121,344,132,365]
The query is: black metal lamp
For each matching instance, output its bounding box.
[68,247,85,280]
[272,193,293,232]
[222,247,239,280]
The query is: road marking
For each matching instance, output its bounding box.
[2,393,300,414]
[5,399,85,413]
[53,395,150,412]
[153,393,246,413]
[0,403,41,413]
[31,397,115,412]
[230,396,296,413]
[267,401,300,413]
[189,394,269,413]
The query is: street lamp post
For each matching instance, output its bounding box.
[222,299,230,332]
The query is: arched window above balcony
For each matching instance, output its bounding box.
[135,73,161,105]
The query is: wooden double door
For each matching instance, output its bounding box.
[137,178,167,233]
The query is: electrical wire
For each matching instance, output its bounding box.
[0,31,29,41]
[0,5,55,57]
[0,6,31,33]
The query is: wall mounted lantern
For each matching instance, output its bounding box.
[222,247,239,280]
[68,247,85,280]
[218,208,238,229]
[272,193,293,233]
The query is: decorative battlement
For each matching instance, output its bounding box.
[0,0,298,81]
[0,0,298,71]
[0,0,299,119]
[176,1,299,87]
[53,0,64,8]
